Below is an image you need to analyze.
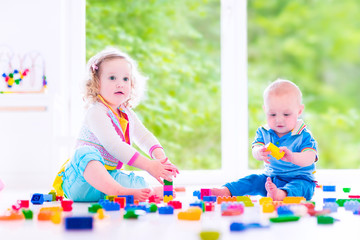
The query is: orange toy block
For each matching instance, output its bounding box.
[0,210,25,220]
[178,207,202,221]
[265,142,285,160]
[262,203,275,213]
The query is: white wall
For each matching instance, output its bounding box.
[0,0,85,189]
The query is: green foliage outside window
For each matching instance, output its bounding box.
[86,0,221,170]
[248,0,360,169]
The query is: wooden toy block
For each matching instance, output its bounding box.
[265,142,285,160]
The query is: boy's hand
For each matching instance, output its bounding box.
[147,160,178,185]
[253,146,271,164]
[279,147,294,163]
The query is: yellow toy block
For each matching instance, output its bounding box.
[164,195,173,203]
[283,197,305,204]
[259,197,273,205]
[265,142,285,160]
[178,207,202,221]
[262,203,275,213]
[50,211,62,224]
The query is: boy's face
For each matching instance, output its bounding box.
[99,58,132,109]
[263,92,304,138]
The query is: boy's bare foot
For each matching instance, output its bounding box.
[211,187,231,197]
[265,177,287,201]
[118,188,151,202]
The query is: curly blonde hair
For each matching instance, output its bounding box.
[84,47,148,108]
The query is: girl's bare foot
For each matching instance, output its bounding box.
[265,177,287,201]
[118,188,151,202]
[211,187,231,197]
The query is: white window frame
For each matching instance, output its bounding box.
[77,0,360,187]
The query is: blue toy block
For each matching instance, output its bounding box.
[124,204,147,211]
[43,194,53,202]
[230,222,268,232]
[190,202,203,209]
[323,198,337,203]
[230,222,246,231]
[31,193,44,205]
[65,216,93,230]
[203,196,217,202]
[323,202,338,212]
[163,191,173,196]
[193,190,201,199]
[344,201,360,211]
[158,206,174,215]
[323,185,336,192]
[101,201,120,211]
[277,205,294,216]
[118,195,134,205]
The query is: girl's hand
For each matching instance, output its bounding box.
[253,146,271,164]
[159,157,180,176]
[147,160,178,185]
[279,147,294,163]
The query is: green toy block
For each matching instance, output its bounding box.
[164,179,173,186]
[22,209,33,219]
[123,210,139,219]
[343,188,351,193]
[269,215,300,223]
[88,203,103,213]
[317,215,334,224]
[148,203,158,213]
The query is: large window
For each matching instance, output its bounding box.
[86,0,221,170]
[248,0,360,169]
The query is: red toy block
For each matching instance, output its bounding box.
[200,189,211,200]
[148,195,161,204]
[61,200,73,212]
[205,202,215,212]
[114,197,126,208]
[349,195,360,199]
[56,196,64,201]
[17,200,29,208]
[168,200,182,209]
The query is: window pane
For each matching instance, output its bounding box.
[248,0,360,169]
[86,0,221,170]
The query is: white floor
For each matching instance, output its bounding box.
[1,185,360,240]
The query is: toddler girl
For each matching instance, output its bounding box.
[53,47,178,202]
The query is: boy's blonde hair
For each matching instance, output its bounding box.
[84,47,148,108]
[263,79,302,104]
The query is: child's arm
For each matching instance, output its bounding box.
[252,145,271,164]
[279,147,316,167]
[131,154,178,185]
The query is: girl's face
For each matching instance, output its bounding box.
[99,58,132,109]
[263,92,304,138]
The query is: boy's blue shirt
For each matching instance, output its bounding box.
[252,119,318,181]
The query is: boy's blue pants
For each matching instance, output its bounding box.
[224,173,315,200]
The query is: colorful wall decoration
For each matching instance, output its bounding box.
[0,46,47,94]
